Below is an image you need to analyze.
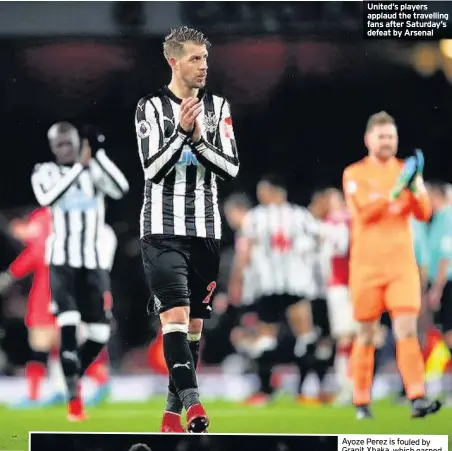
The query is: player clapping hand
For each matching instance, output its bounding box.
[179,97,202,134]
[79,139,92,166]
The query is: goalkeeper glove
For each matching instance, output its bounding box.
[409,149,425,194]
[390,155,417,200]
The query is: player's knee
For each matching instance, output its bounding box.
[374,325,388,348]
[356,322,377,345]
[160,306,189,325]
[188,318,203,336]
[287,300,311,321]
[392,314,417,340]
[162,323,189,335]
[57,310,81,327]
[87,323,111,344]
[28,332,53,352]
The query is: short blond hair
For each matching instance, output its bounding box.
[163,26,210,60]
[366,111,396,132]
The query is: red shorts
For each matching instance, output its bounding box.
[26,295,56,328]
[25,314,56,328]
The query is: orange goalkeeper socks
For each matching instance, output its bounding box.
[351,342,375,406]
[396,336,425,400]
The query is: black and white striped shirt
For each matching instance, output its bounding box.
[135,86,239,239]
[241,203,320,299]
[31,150,129,269]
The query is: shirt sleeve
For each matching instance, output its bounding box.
[89,150,129,199]
[31,162,83,207]
[9,247,37,279]
[409,189,432,222]
[343,167,390,224]
[136,96,187,184]
[189,100,240,181]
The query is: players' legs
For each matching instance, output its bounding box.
[387,275,441,417]
[285,297,318,399]
[386,276,425,399]
[165,317,203,418]
[310,298,335,403]
[350,282,385,415]
[141,235,205,433]
[352,320,380,409]
[82,282,113,404]
[391,312,425,398]
[285,298,317,358]
[243,296,281,403]
[24,326,58,402]
[326,286,356,405]
[49,265,82,402]
[77,269,111,379]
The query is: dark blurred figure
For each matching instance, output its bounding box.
[229,174,320,405]
[129,444,151,451]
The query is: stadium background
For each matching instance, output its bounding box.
[0,1,452,403]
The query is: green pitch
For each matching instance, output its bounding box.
[1,397,451,450]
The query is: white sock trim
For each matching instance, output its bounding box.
[162,323,189,334]
[57,311,81,327]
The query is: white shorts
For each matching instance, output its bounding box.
[326,285,357,338]
[77,322,89,344]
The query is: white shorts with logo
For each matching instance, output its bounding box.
[326,285,357,337]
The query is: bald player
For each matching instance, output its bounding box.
[31,122,128,420]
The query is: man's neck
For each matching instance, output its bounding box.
[368,154,395,165]
[267,198,286,205]
[168,79,198,99]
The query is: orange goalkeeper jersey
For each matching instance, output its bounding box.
[343,156,431,280]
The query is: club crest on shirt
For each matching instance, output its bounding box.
[137,120,151,139]
[203,112,217,134]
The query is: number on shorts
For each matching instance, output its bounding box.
[203,281,217,304]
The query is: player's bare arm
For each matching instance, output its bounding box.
[228,238,252,305]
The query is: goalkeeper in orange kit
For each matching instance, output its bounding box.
[343,111,441,419]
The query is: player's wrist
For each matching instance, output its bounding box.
[177,124,194,139]
[191,136,204,146]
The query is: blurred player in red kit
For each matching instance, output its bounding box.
[322,188,355,405]
[0,209,114,408]
[0,207,59,407]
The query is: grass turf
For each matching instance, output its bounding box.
[1,397,451,450]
